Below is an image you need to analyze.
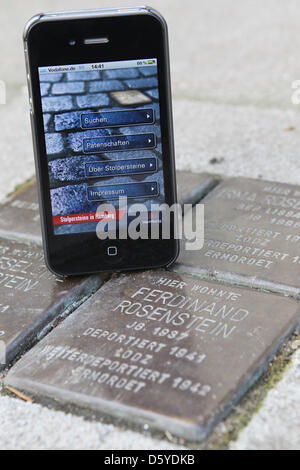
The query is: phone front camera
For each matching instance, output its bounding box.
[68,40,76,46]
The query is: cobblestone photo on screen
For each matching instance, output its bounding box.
[39,65,164,235]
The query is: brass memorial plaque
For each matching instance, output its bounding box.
[5,270,299,440]
[0,237,104,369]
[176,177,300,297]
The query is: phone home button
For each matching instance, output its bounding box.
[102,241,123,266]
[107,246,118,257]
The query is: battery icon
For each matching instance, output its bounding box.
[148,60,155,64]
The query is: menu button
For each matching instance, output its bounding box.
[107,246,118,257]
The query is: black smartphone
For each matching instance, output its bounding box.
[24,6,179,276]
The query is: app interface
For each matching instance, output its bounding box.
[38,59,164,235]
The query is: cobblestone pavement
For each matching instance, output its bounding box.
[0,0,300,451]
[40,65,163,235]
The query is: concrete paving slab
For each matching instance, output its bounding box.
[2,0,300,110]
[230,345,300,450]
[0,180,41,244]
[0,396,184,450]
[0,89,35,201]
[173,100,300,186]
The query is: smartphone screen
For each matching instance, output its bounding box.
[38,58,164,236]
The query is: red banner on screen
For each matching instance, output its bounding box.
[53,210,126,226]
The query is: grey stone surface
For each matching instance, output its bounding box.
[39,73,62,83]
[42,96,74,113]
[43,113,51,131]
[76,93,110,109]
[0,90,35,202]
[0,396,184,450]
[45,133,64,155]
[5,270,300,441]
[66,129,110,153]
[173,100,300,186]
[125,78,159,90]
[40,83,50,97]
[119,125,161,138]
[140,67,158,77]
[0,236,105,370]
[176,171,220,206]
[0,180,41,243]
[4,0,300,110]
[50,183,91,216]
[52,82,85,95]
[103,69,139,80]
[89,80,125,93]
[66,71,100,82]
[230,345,300,450]
[48,155,106,186]
[176,177,300,297]
[54,110,86,132]
[146,89,159,100]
